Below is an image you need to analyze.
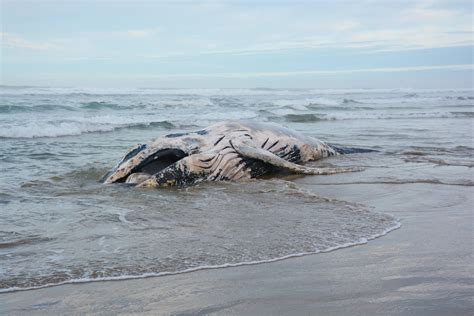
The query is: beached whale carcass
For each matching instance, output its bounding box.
[102,120,373,187]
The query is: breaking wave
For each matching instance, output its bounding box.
[79,101,126,110]
[274,111,474,122]
[284,114,323,122]
[0,104,75,113]
[0,120,177,138]
[342,98,363,104]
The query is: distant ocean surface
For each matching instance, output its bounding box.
[0,86,472,292]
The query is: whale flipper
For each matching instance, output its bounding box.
[234,143,363,175]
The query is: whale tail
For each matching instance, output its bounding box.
[329,144,378,155]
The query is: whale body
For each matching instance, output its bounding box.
[102,120,373,187]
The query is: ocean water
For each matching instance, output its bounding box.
[0,86,472,292]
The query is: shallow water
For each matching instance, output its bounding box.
[0,86,472,292]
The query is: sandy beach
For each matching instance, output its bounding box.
[2,178,472,315]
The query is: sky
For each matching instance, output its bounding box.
[1,0,473,88]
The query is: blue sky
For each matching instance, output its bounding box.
[1,0,473,88]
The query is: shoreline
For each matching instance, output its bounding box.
[2,182,472,315]
[0,222,402,295]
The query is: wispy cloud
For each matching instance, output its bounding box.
[402,0,458,22]
[131,1,472,58]
[127,64,474,79]
[0,32,60,50]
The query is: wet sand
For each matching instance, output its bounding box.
[2,181,473,315]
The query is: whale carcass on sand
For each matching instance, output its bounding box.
[102,120,374,187]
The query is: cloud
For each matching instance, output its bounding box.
[1,1,472,63]
[126,64,474,79]
[349,26,471,52]
[0,32,59,50]
[402,0,458,22]
[131,1,472,59]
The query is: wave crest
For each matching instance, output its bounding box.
[0,104,74,113]
[80,101,125,110]
[0,120,177,138]
[284,114,323,122]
